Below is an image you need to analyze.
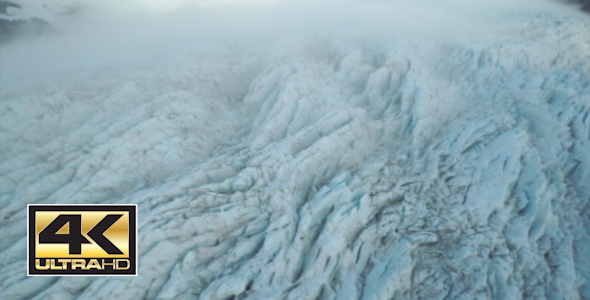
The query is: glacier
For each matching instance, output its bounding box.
[1,0,589,299]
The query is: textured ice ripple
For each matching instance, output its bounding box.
[1,11,590,300]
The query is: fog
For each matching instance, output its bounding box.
[0,0,580,87]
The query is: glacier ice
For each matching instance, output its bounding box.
[1,1,590,300]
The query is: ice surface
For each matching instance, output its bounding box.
[1,1,589,299]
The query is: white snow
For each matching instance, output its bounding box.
[1,0,589,299]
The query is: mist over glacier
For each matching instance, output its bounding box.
[1,0,590,299]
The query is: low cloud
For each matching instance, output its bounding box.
[0,0,580,86]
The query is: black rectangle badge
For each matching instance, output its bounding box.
[28,204,137,276]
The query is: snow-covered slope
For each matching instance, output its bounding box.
[1,1,589,299]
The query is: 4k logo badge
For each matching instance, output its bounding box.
[28,205,137,276]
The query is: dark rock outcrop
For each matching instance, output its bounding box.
[0,0,20,14]
[569,0,590,12]
[0,1,51,45]
[0,18,50,45]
